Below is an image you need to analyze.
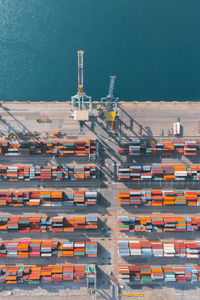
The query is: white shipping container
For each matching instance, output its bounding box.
[74,243,85,248]
[41,253,52,257]
[186,249,198,253]
[187,254,199,258]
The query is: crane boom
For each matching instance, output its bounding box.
[71,50,92,134]
[78,50,84,94]
[108,76,116,98]
[100,75,119,113]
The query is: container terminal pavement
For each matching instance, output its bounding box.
[1,101,200,299]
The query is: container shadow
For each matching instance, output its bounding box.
[0,280,87,292]
[97,243,111,266]
[119,106,156,140]
[127,281,200,290]
[100,194,111,209]
[120,205,200,215]
[1,104,39,141]
[0,180,100,189]
[118,180,200,190]
[98,218,111,238]
[96,266,111,289]
[121,255,200,265]
[122,231,200,240]
[0,206,97,214]
[0,230,103,239]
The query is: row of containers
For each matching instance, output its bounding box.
[0,142,98,286]
[0,165,97,181]
[0,190,98,207]
[118,240,200,258]
[118,190,200,206]
[118,140,200,156]
[118,216,200,232]
[0,240,97,258]
[0,140,97,157]
[118,265,200,283]
[0,264,96,284]
[118,165,200,181]
[118,140,200,285]
[0,215,98,232]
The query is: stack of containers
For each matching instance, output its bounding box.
[118,167,130,180]
[118,165,200,181]
[0,140,97,157]
[118,265,131,282]
[29,241,41,258]
[118,216,135,231]
[118,241,130,257]
[60,241,73,257]
[0,216,98,232]
[50,192,62,207]
[1,134,98,285]
[118,265,200,283]
[40,241,52,257]
[74,191,85,205]
[6,242,18,258]
[0,264,96,284]
[85,242,98,257]
[184,141,197,156]
[128,241,142,257]
[74,216,98,230]
[118,190,200,207]
[1,241,98,258]
[5,142,20,156]
[128,140,141,156]
[118,241,200,258]
[84,192,98,205]
[118,140,200,157]
[0,165,97,181]
[118,216,200,232]
[73,242,85,256]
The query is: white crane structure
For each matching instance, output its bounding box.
[71,50,92,134]
[71,50,92,116]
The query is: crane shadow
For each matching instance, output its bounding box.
[0,104,39,140]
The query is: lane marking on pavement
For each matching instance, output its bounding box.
[69,293,87,296]
[120,293,144,297]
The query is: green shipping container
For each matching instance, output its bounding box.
[141,276,152,283]
[28,280,40,284]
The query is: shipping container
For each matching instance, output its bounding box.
[118,265,200,283]
[118,216,200,232]
[118,190,200,207]
[0,216,98,232]
[118,165,200,181]
[0,264,96,284]
[0,165,97,182]
[118,140,199,157]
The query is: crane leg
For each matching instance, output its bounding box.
[79,121,85,135]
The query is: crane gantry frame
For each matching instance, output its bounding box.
[71,50,92,116]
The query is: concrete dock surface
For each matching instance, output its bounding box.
[0,101,199,299]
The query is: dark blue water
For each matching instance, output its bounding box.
[0,0,200,101]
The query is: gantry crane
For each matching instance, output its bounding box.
[100,76,119,133]
[71,50,92,134]
[100,76,118,112]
